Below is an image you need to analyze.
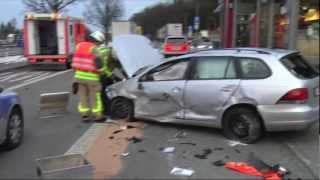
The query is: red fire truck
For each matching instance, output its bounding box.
[24,13,87,69]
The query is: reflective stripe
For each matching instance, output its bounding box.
[78,103,90,113]
[75,71,100,81]
[92,92,103,115]
[72,42,98,73]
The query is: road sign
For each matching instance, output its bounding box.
[194,16,200,30]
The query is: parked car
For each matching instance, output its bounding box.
[107,44,319,143]
[162,36,190,57]
[0,86,24,150]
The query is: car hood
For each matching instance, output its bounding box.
[113,35,163,78]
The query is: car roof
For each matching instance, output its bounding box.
[166,48,298,61]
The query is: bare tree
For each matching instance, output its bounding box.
[84,0,123,33]
[23,0,84,13]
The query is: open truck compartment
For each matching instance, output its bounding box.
[37,20,58,55]
[24,13,87,66]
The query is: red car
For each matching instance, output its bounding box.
[163,36,190,57]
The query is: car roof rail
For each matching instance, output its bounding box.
[226,48,271,55]
[191,48,272,55]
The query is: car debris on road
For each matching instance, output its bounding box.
[170,167,194,177]
[162,147,176,153]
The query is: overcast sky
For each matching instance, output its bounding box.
[0,0,160,28]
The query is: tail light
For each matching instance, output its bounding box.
[164,44,172,51]
[277,88,309,104]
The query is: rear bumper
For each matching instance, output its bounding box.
[258,104,319,131]
[27,55,68,64]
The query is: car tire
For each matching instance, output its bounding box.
[110,98,134,122]
[0,108,24,150]
[222,107,263,144]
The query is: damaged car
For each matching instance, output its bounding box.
[107,35,319,143]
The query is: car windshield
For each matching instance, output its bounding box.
[281,54,319,79]
[166,38,186,43]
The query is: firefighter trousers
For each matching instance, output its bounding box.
[75,79,103,119]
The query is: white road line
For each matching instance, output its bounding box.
[0,72,28,81]
[22,72,51,83]
[0,72,14,77]
[7,70,72,90]
[65,123,107,155]
[9,72,44,82]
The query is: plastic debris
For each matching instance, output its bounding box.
[228,140,248,147]
[194,149,212,159]
[174,131,187,139]
[121,153,130,157]
[120,125,127,130]
[170,167,194,177]
[179,142,196,146]
[113,130,123,134]
[213,160,225,167]
[126,136,143,143]
[163,147,175,153]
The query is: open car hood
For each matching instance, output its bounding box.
[113,35,163,78]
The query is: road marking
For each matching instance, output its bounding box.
[65,123,107,155]
[7,70,72,90]
[9,72,44,82]
[0,72,28,81]
[23,72,51,83]
[0,72,14,77]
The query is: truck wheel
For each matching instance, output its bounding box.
[222,107,263,144]
[0,108,24,150]
[110,98,134,122]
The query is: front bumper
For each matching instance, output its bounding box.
[258,104,319,131]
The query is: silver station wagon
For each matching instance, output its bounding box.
[108,38,319,143]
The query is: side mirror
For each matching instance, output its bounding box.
[0,86,3,93]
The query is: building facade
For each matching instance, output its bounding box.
[219,0,319,65]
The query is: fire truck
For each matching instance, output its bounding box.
[24,13,87,69]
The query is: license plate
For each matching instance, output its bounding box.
[172,47,181,51]
[315,87,319,96]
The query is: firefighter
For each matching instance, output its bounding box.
[96,41,113,116]
[72,31,106,122]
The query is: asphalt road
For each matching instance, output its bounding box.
[116,121,318,179]
[0,68,91,178]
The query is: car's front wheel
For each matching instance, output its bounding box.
[1,108,24,150]
[110,98,134,122]
[222,107,263,144]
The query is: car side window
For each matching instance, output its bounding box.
[239,58,271,79]
[142,61,189,81]
[192,57,236,80]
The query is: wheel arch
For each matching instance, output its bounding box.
[221,103,266,131]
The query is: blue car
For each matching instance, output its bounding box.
[0,86,24,150]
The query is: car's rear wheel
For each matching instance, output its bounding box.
[222,107,263,144]
[1,108,24,150]
[110,98,134,122]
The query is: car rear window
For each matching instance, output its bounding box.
[281,54,319,79]
[166,38,186,43]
